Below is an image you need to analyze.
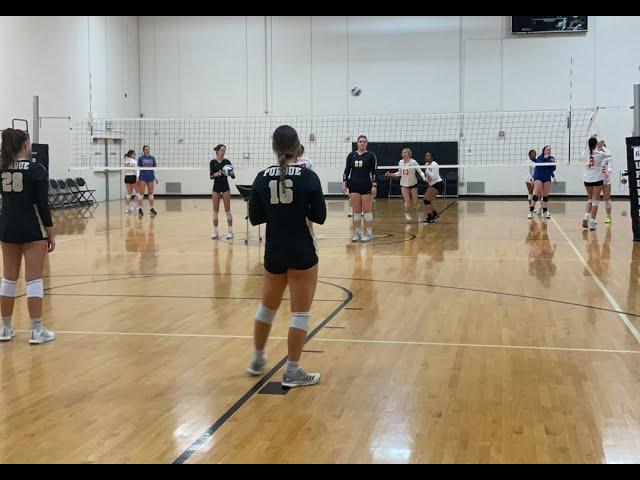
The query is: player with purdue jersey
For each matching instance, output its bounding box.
[209,144,234,240]
[247,125,327,388]
[342,135,377,242]
[0,128,55,344]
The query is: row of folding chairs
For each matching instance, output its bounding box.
[49,178,97,209]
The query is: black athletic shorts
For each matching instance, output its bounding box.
[213,184,230,194]
[264,249,318,275]
[584,180,604,187]
[347,181,373,196]
[124,175,137,185]
[428,181,444,194]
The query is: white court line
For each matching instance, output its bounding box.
[14,329,640,355]
[551,216,640,345]
[50,249,588,263]
[15,329,255,340]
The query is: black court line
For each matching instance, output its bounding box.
[345,307,364,311]
[324,326,346,330]
[320,275,640,320]
[172,280,353,464]
[438,200,457,216]
[302,350,325,354]
[39,273,640,319]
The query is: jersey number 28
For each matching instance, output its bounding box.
[1,172,23,192]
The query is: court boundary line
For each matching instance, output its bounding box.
[550,217,640,345]
[19,328,639,356]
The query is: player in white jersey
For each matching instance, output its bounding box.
[422,152,444,224]
[123,150,138,214]
[582,137,612,230]
[384,148,426,222]
[599,139,613,224]
[525,149,537,218]
[296,144,314,171]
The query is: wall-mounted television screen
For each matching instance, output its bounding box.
[512,16,588,34]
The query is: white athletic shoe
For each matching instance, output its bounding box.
[247,356,268,376]
[404,213,412,222]
[211,231,219,240]
[360,232,372,242]
[282,367,320,388]
[29,327,55,345]
[589,219,597,231]
[0,326,15,341]
[544,211,551,219]
[226,232,234,240]
[527,212,533,219]
[351,232,361,242]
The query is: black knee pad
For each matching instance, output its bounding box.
[532,195,539,202]
[542,196,549,202]
[423,199,431,205]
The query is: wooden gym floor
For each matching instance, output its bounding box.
[0,197,639,463]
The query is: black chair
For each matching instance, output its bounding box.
[57,179,78,207]
[74,177,97,205]
[48,179,64,208]
[66,178,90,205]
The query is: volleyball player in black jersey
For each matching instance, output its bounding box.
[209,144,234,240]
[343,135,377,242]
[0,128,55,344]
[247,125,327,388]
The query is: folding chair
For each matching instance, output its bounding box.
[66,178,89,205]
[48,179,64,208]
[74,177,97,205]
[57,179,78,207]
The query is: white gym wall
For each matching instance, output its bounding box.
[2,16,639,200]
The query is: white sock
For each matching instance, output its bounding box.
[31,317,42,332]
[285,360,299,374]
[253,349,265,362]
[2,316,11,329]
